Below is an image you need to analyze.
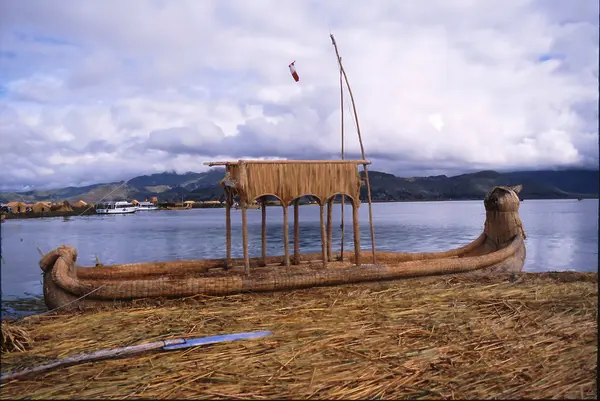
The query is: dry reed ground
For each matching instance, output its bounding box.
[1,272,597,399]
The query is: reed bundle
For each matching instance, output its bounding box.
[1,271,596,399]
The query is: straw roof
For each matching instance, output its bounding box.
[5,202,27,213]
[206,160,369,206]
[50,201,73,213]
[31,202,51,213]
[71,200,88,208]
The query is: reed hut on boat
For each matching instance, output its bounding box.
[204,159,375,271]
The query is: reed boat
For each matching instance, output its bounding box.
[40,184,526,312]
[39,34,526,312]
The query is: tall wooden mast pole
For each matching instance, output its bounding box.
[330,33,377,265]
[339,56,345,261]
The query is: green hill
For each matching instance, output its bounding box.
[0,168,597,204]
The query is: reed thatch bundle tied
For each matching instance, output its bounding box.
[483,185,526,247]
[39,246,78,274]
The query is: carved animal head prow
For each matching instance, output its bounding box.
[484,184,523,212]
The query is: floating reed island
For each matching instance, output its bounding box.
[1,271,597,399]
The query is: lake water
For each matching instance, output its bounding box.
[1,199,598,316]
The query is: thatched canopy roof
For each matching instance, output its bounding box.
[72,200,88,208]
[205,160,369,206]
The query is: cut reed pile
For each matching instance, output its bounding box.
[1,321,33,353]
[1,271,597,399]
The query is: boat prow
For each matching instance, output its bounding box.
[40,185,526,312]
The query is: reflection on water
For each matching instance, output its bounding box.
[1,199,597,316]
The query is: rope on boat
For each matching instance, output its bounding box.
[37,282,114,316]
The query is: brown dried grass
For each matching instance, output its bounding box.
[1,321,33,353]
[1,271,597,400]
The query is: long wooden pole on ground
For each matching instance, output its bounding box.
[330,33,377,265]
[293,199,300,265]
[261,197,267,266]
[339,58,345,262]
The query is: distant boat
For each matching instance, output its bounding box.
[95,201,137,215]
[136,201,158,211]
[578,198,583,201]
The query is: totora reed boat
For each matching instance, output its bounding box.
[38,34,527,312]
[40,182,527,312]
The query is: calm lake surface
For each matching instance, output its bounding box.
[1,199,598,316]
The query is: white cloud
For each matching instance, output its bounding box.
[0,0,598,190]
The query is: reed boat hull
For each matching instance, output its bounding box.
[39,185,527,312]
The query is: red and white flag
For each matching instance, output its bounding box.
[289,61,300,82]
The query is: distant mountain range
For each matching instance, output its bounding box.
[0,168,598,204]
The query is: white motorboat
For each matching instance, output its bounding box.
[136,201,158,211]
[95,201,137,214]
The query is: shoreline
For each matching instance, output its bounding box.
[2,197,596,221]
[0,271,596,399]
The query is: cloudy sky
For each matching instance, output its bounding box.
[1,0,598,191]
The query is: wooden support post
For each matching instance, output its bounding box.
[293,199,300,265]
[283,203,290,266]
[241,201,249,274]
[339,55,345,263]
[352,201,360,266]
[225,190,232,269]
[326,198,333,262]
[340,195,345,261]
[320,203,327,268]
[261,197,267,267]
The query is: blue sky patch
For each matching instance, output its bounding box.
[537,53,565,63]
[0,51,17,59]
[14,30,78,47]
